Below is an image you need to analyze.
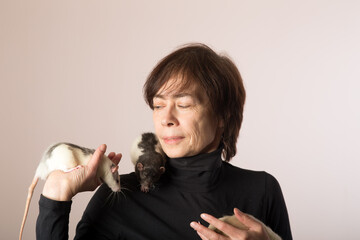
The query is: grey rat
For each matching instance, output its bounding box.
[208,214,282,240]
[130,132,166,192]
[19,142,121,240]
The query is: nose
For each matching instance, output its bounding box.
[161,105,179,127]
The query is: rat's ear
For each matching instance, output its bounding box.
[159,166,165,174]
[136,163,144,171]
[111,165,119,173]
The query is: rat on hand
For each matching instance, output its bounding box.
[19,143,122,240]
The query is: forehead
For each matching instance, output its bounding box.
[154,78,205,101]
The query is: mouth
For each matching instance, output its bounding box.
[162,136,184,145]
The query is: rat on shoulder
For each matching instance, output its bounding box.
[19,142,121,240]
[130,132,166,193]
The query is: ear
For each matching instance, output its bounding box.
[159,166,165,174]
[111,165,119,173]
[218,117,225,128]
[136,162,144,171]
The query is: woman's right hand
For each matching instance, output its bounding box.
[42,144,121,201]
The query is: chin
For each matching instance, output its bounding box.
[162,147,188,159]
[164,151,184,158]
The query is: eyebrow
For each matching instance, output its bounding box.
[154,93,194,99]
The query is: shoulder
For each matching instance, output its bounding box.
[222,161,277,183]
[94,172,139,196]
[119,172,139,191]
[120,171,137,181]
[221,162,282,196]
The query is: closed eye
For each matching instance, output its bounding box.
[178,105,190,109]
[153,105,164,110]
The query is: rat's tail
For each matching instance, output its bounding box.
[19,176,39,240]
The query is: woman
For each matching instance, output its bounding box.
[37,43,292,239]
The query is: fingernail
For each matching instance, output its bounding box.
[200,213,209,220]
[234,208,242,214]
[100,144,107,151]
[234,208,244,217]
[190,222,197,229]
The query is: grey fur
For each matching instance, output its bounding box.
[45,142,95,159]
[131,132,166,192]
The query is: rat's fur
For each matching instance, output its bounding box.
[208,214,282,240]
[19,143,121,240]
[130,133,166,192]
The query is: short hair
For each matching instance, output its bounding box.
[143,43,246,161]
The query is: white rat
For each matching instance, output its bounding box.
[19,142,121,240]
[208,214,282,240]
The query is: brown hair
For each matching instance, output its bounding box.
[143,43,246,161]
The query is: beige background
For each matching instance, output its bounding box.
[1,1,359,239]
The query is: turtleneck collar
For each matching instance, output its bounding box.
[162,147,223,192]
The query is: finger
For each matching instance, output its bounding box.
[190,221,227,240]
[107,152,115,159]
[190,222,209,239]
[201,213,238,234]
[201,213,249,239]
[88,144,107,171]
[111,153,122,165]
[197,231,209,240]
[234,208,262,232]
[107,151,122,165]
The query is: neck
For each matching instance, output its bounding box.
[162,147,223,192]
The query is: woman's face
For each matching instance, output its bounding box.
[152,78,223,158]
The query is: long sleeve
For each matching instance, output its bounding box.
[36,195,72,240]
[264,174,292,240]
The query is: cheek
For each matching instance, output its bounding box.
[187,127,201,147]
[197,112,219,142]
[153,113,161,133]
[187,119,215,147]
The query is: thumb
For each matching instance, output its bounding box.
[88,144,107,172]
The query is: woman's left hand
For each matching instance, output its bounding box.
[190,208,270,240]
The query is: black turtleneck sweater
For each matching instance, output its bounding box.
[36,148,292,240]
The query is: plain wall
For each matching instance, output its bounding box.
[1,1,359,239]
